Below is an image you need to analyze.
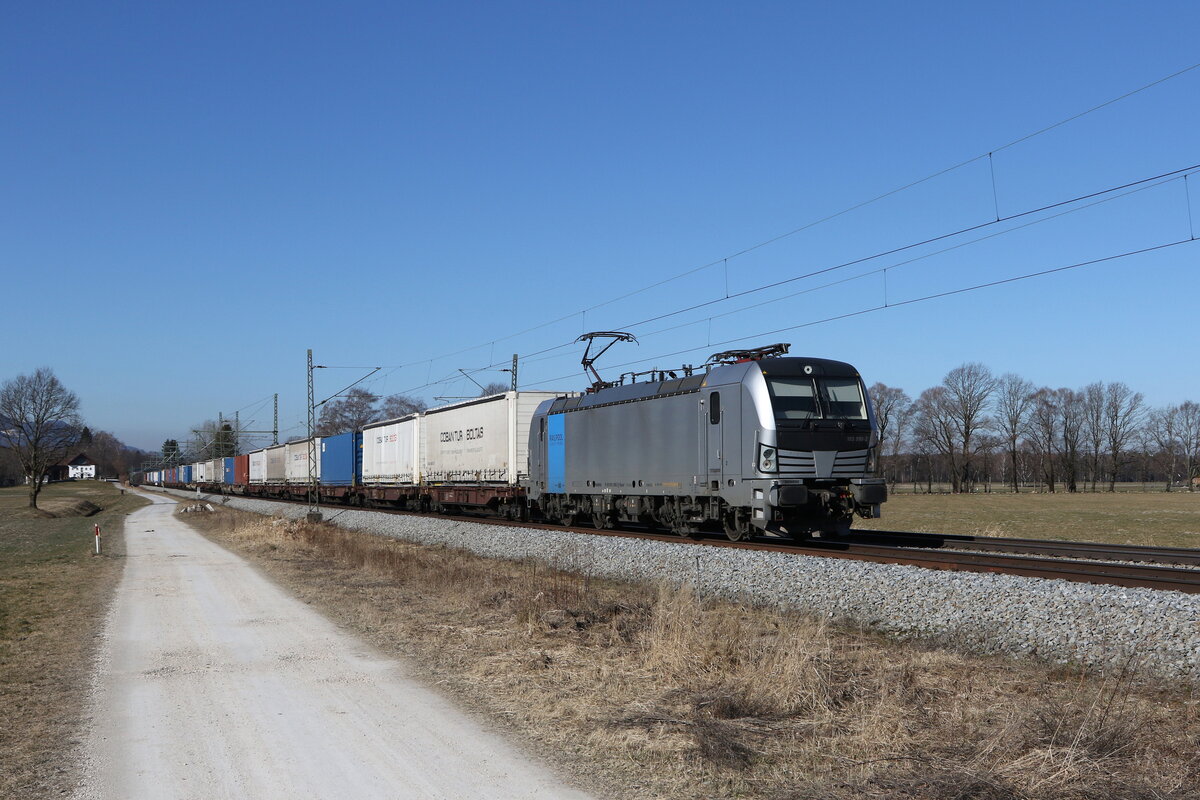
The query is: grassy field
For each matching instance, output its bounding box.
[877,490,1200,548]
[187,506,1200,799]
[0,481,147,799]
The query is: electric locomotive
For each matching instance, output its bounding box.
[527,343,885,539]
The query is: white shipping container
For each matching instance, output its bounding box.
[423,391,560,484]
[265,445,287,483]
[362,416,420,485]
[194,461,208,483]
[207,459,222,483]
[285,439,321,483]
[249,450,266,483]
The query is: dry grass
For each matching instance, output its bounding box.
[0,481,147,799]
[188,507,1200,799]
[879,491,1200,548]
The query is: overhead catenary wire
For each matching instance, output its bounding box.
[516,237,1200,390]
[379,161,1199,397]
[339,61,1200,385]
[599,168,1194,347]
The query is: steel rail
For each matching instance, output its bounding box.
[839,529,1200,566]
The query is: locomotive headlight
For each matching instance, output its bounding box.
[758,445,777,473]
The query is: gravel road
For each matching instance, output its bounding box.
[75,490,592,800]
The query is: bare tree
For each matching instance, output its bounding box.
[378,393,425,419]
[315,387,380,436]
[867,383,911,483]
[0,368,82,508]
[980,432,1003,489]
[1058,388,1085,493]
[1146,405,1180,491]
[478,382,509,397]
[1132,423,1158,487]
[912,386,957,491]
[941,363,997,492]
[1103,382,1143,492]
[995,374,1034,493]
[1178,401,1200,492]
[1027,388,1059,492]
[1081,382,1106,491]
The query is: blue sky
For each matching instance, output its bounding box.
[3,1,1198,451]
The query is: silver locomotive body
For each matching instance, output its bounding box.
[527,356,886,539]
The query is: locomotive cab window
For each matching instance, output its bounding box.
[767,376,868,421]
[819,378,868,420]
[709,392,720,424]
[766,377,818,420]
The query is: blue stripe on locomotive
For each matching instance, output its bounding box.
[547,413,565,493]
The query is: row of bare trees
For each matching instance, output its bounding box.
[871,364,1200,493]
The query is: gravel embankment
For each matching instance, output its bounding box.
[155,487,1200,683]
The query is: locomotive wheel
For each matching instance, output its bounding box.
[664,503,699,538]
[552,502,574,526]
[591,511,613,530]
[722,509,750,542]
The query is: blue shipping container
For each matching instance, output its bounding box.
[181,465,192,484]
[223,457,236,485]
[320,432,358,486]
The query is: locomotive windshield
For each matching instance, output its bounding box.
[766,376,868,421]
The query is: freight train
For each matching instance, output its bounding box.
[142,344,886,539]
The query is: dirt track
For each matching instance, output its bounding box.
[75,490,592,799]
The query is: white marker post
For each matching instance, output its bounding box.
[94,523,101,555]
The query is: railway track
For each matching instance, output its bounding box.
[541,525,1200,594]
[836,528,1200,566]
[154,486,1200,595]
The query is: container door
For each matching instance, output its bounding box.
[706,391,722,483]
